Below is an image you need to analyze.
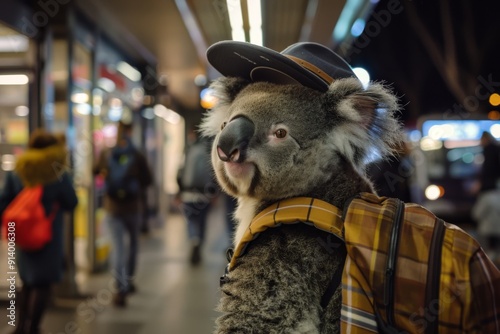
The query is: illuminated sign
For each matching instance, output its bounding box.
[421,120,500,141]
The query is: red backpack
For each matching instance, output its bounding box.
[2,185,57,251]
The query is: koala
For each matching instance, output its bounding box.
[201,41,404,334]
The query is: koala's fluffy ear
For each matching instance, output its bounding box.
[200,77,250,137]
[325,77,404,166]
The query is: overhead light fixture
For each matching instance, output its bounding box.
[117,61,142,82]
[15,106,29,117]
[247,0,263,45]
[352,67,370,89]
[350,18,366,37]
[0,35,29,53]
[333,0,365,42]
[227,0,245,42]
[0,74,29,85]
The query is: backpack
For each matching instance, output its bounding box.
[1,185,56,251]
[106,147,140,201]
[181,140,213,192]
[225,193,500,333]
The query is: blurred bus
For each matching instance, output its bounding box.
[414,115,500,226]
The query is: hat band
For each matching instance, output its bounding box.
[285,55,334,85]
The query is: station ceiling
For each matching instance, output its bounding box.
[78,0,361,112]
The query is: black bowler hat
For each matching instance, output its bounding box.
[206,41,357,92]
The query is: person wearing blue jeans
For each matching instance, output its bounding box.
[106,212,141,295]
[93,121,153,307]
[176,130,216,265]
[182,198,212,264]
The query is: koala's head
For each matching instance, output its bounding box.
[201,42,403,203]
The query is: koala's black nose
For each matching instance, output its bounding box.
[217,116,255,163]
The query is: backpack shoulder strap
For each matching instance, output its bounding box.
[229,197,344,270]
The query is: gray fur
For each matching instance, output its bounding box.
[201,77,404,333]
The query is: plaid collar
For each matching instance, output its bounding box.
[229,197,344,270]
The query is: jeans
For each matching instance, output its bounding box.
[106,212,140,294]
[183,200,211,245]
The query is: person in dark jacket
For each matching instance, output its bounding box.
[175,129,216,265]
[472,131,500,265]
[0,130,78,334]
[478,131,500,193]
[93,121,153,306]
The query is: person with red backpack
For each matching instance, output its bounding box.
[0,130,78,334]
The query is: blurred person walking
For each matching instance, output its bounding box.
[93,121,153,306]
[0,130,78,334]
[176,128,216,265]
[472,131,500,265]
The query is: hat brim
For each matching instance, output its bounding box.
[206,41,330,92]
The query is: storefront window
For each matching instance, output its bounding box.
[0,21,35,293]
[93,40,143,200]
[0,24,34,189]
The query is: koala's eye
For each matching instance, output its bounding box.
[274,129,287,138]
[221,122,227,131]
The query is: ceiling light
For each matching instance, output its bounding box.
[0,35,29,53]
[247,0,263,45]
[227,0,245,42]
[333,0,365,42]
[0,74,29,85]
[352,67,370,89]
[350,18,366,37]
[117,61,142,82]
[15,106,29,117]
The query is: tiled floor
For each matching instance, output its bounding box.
[0,201,231,334]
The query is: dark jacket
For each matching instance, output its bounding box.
[93,138,152,215]
[0,144,78,286]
